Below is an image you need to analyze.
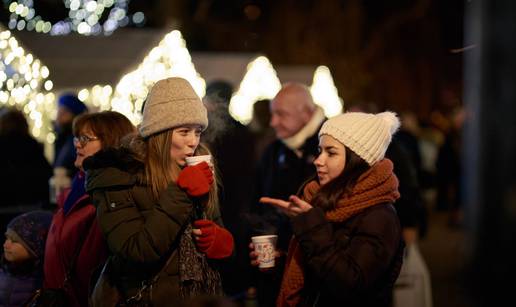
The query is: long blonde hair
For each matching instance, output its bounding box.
[143,129,219,217]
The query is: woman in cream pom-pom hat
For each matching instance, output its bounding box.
[260,111,405,307]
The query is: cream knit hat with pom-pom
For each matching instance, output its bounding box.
[318,111,400,165]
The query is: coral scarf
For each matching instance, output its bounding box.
[277,159,400,307]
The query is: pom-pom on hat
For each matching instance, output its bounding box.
[319,111,400,165]
[139,77,208,138]
[58,93,88,115]
[6,211,53,259]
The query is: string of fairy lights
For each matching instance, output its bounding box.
[0,28,55,143]
[228,58,343,125]
[228,56,282,125]
[1,26,343,148]
[78,30,206,124]
[3,0,145,35]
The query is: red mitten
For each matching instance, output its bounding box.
[193,219,234,259]
[177,162,213,197]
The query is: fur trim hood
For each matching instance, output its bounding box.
[83,136,147,193]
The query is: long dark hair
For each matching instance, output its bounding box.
[309,146,370,211]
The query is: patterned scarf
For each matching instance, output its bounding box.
[277,159,400,307]
[178,223,223,299]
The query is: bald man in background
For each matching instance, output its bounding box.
[248,83,326,306]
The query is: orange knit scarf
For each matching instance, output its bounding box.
[276,159,400,307]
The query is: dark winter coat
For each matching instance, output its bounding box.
[84,149,225,306]
[251,134,320,252]
[249,131,320,307]
[0,134,52,210]
[54,125,77,177]
[291,205,404,307]
[201,107,257,296]
[0,263,41,307]
[386,138,427,236]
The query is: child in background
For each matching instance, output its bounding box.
[0,211,52,306]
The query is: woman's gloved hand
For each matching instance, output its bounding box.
[177,162,213,197]
[193,219,234,259]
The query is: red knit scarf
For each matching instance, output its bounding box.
[276,159,400,307]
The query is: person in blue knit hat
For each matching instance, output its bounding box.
[0,210,53,306]
[53,93,88,179]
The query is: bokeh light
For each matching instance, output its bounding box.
[3,0,145,36]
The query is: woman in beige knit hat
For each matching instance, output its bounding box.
[259,111,405,307]
[84,77,234,306]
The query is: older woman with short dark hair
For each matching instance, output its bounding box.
[44,111,135,307]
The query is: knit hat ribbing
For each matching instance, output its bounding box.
[139,77,208,138]
[6,210,53,258]
[319,111,400,165]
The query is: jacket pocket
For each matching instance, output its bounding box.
[104,190,134,212]
[98,190,141,235]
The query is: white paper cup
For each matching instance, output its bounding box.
[185,155,212,167]
[252,235,278,268]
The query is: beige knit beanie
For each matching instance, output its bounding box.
[319,111,400,165]
[139,77,208,138]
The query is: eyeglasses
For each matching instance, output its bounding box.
[73,135,99,147]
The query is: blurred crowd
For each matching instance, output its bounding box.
[0,77,464,307]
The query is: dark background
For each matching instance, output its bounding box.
[1,0,465,118]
